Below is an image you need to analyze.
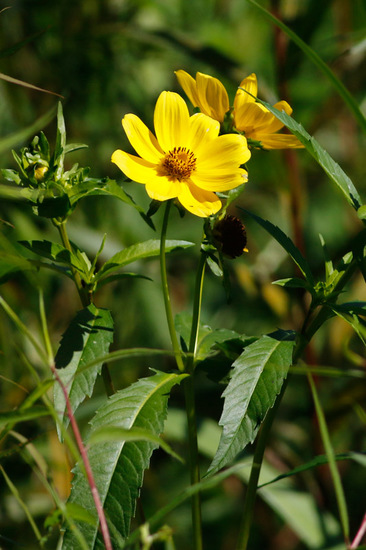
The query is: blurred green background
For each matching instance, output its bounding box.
[0,0,366,548]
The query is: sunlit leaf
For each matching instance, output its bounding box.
[95,240,193,282]
[19,240,89,274]
[241,209,314,284]
[54,304,114,439]
[61,370,186,550]
[206,332,295,476]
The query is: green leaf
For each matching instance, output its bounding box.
[95,239,193,282]
[0,406,50,428]
[272,277,311,289]
[68,178,155,230]
[241,209,314,285]
[61,370,186,550]
[19,240,89,274]
[0,250,36,284]
[94,272,151,291]
[252,101,363,212]
[89,426,183,463]
[259,452,366,488]
[206,332,295,476]
[54,304,114,438]
[0,105,57,156]
[54,102,66,180]
[245,0,366,135]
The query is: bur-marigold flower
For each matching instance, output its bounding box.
[175,70,229,123]
[112,91,250,217]
[233,73,302,149]
[176,70,303,150]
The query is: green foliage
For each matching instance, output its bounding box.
[61,370,186,549]
[206,332,295,476]
[0,2,365,549]
[54,304,114,437]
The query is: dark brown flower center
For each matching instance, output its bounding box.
[162,147,197,181]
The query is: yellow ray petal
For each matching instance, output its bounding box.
[122,114,164,163]
[111,149,157,183]
[178,181,222,217]
[197,133,250,167]
[175,70,201,107]
[235,73,257,105]
[154,91,190,152]
[257,100,292,133]
[254,133,304,149]
[192,167,248,191]
[187,113,220,155]
[196,72,229,122]
[145,178,182,201]
[234,102,269,133]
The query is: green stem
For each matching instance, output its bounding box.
[159,201,185,372]
[184,250,206,550]
[56,220,89,308]
[237,253,358,549]
[236,379,288,550]
[159,201,204,549]
[307,372,350,544]
[56,220,115,396]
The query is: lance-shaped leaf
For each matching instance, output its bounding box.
[61,370,186,550]
[206,332,295,476]
[54,304,114,438]
[241,209,314,285]
[19,240,89,274]
[94,239,193,283]
[254,99,363,212]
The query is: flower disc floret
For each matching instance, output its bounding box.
[112,91,250,217]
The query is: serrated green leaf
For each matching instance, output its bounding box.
[241,209,314,284]
[54,304,114,438]
[253,99,362,212]
[95,240,193,282]
[19,240,88,274]
[61,370,186,550]
[89,426,183,463]
[206,332,295,476]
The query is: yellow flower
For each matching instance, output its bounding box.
[176,70,303,150]
[233,73,303,149]
[175,70,229,123]
[112,91,250,217]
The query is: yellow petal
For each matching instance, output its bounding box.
[178,181,222,217]
[254,134,304,150]
[195,72,229,122]
[154,91,190,152]
[175,70,201,107]
[145,178,182,201]
[111,149,157,183]
[187,113,220,155]
[197,133,251,168]
[192,167,248,191]
[259,100,292,133]
[234,102,269,134]
[122,114,164,163]
[235,73,257,105]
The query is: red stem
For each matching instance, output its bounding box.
[350,513,366,549]
[51,364,113,550]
